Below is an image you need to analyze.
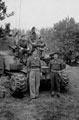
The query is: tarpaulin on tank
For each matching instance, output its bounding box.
[0,37,15,51]
[4,55,15,71]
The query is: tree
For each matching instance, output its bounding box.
[40,17,79,61]
[0,0,14,37]
[40,28,56,53]
[53,17,79,54]
[0,0,14,20]
[0,0,7,20]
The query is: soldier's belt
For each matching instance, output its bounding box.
[30,66,40,69]
[51,70,62,73]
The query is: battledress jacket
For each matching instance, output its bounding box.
[30,32,37,43]
[49,59,66,72]
[27,56,41,72]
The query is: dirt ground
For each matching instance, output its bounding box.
[0,66,79,120]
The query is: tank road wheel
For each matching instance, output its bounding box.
[10,78,17,92]
[10,73,28,96]
[60,71,69,92]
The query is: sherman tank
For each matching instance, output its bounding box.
[0,36,47,96]
[0,36,69,97]
[0,36,30,96]
[0,51,28,96]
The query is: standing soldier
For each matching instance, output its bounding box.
[27,50,41,99]
[49,53,65,97]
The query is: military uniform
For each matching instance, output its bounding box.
[27,51,41,99]
[36,38,47,58]
[30,31,37,43]
[49,58,66,96]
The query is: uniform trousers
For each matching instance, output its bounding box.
[29,68,40,98]
[50,71,61,93]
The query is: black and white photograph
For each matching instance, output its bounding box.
[0,0,79,120]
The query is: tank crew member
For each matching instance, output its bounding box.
[30,27,37,43]
[37,36,47,58]
[27,50,41,99]
[49,53,65,97]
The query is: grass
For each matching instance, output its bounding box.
[0,66,79,120]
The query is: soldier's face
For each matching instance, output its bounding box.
[54,54,58,60]
[32,28,35,32]
[32,50,38,57]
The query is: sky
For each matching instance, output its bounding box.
[1,0,79,30]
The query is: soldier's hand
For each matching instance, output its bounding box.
[40,72,42,77]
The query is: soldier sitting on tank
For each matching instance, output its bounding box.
[30,27,37,43]
[18,38,31,63]
[27,49,41,99]
[49,53,66,97]
[37,36,47,58]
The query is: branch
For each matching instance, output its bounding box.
[6,12,15,17]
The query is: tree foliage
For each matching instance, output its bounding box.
[0,0,7,20]
[53,17,79,54]
[0,0,14,20]
[40,17,79,56]
[40,28,58,53]
[0,0,14,38]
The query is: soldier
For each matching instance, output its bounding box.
[37,36,47,58]
[49,53,65,97]
[27,49,41,99]
[30,27,37,43]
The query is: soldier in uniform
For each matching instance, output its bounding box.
[30,27,37,43]
[27,49,41,99]
[49,53,65,97]
[37,36,47,58]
